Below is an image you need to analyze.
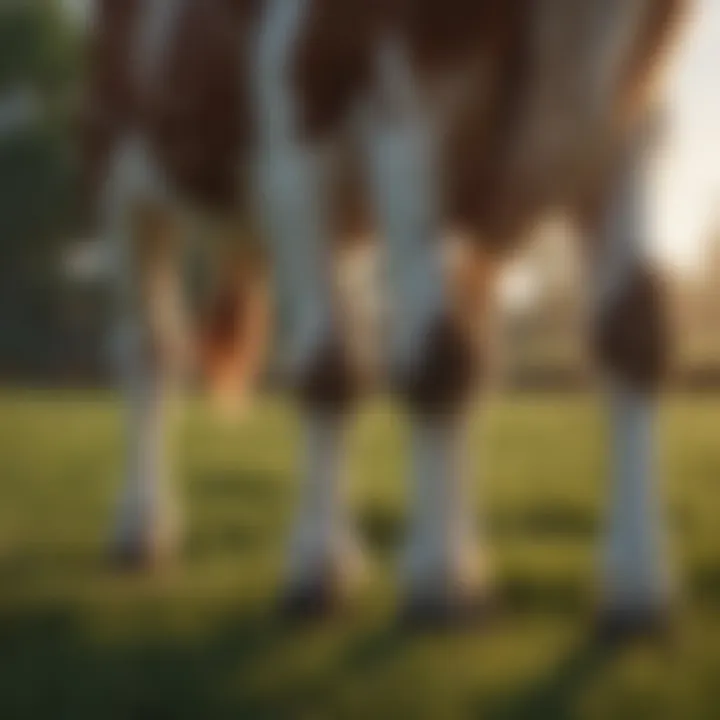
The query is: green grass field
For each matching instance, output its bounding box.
[1,391,719,719]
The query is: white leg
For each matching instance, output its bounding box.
[363,41,488,619]
[585,111,674,626]
[253,0,332,379]
[361,43,444,377]
[602,388,671,611]
[253,0,363,610]
[104,139,186,567]
[114,361,181,566]
[404,418,489,607]
[284,415,365,598]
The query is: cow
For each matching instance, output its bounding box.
[81,0,693,633]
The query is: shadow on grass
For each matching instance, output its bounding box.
[0,604,309,720]
[359,505,405,553]
[358,502,600,556]
[481,639,619,720]
[690,561,720,605]
[183,468,290,560]
[187,469,287,507]
[0,588,646,719]
[184,525,266,560]
[358,504,592,616]
[488,504,598,541]
[0,599,420,720]
[500,574,590,616]
[341,623,412,676]
[0,546,106,585]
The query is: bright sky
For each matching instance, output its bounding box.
[656,0,720,269]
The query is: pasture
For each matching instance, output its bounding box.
[1,391,719,719]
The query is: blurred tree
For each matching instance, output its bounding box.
[0,1,81,378]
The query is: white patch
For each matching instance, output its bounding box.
[285,415,365,589]
[103,137,183,557]
[362,38,446,375]
[252,0,333,379]
[113,370,181,555]
[102,136,171,226]
[602,388,671,607]
[403,418,487,597]
[103,137,183,371]
[103,137,171,376]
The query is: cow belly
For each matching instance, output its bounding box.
[146,0,256,212]
[82,0,258,218]
[440,0,668,250]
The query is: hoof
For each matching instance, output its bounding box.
[400,589,496,630]
[279,542,368,621]
[110,500,181,573]
[279,574,352,621]
[595,605,676,645]
[109,531,178,572]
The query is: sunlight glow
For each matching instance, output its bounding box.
[656,0,720,269]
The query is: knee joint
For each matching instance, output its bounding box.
[595,267,669,392]
[297,336,363,415]
[397,314,482,418]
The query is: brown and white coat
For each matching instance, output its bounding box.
[82,0,692,627]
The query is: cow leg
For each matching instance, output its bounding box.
[364,43,491,625]
[254,1,365,616]
[195,233,270,419]
[260,152,365,619]
[581,111,674,637]
[105,140,187,569]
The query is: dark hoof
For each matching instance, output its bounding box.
[401,590,497,631]
[279,577,351,621]
[109,537,176,572]
[595,605,676,645]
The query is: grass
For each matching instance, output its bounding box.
[0,390,719,719]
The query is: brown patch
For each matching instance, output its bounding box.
[79,0,143,226]
[407,0,525,71]
[445,0,688,250]
[446,239,499,342]
[147,0,258,211]
[400,313,481,418]
[441,1,537,251]
[81,0,691,260]
[289,0,542,254]
[620,0,693,123]
[298,336,362,415]
[292,0,381,140]
[595,266,669,392]
[293,0,530,143]
[80,0,259,223]
[397,241,496,418]
[199,254,270,404]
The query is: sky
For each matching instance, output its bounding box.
[656,0,720,268]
